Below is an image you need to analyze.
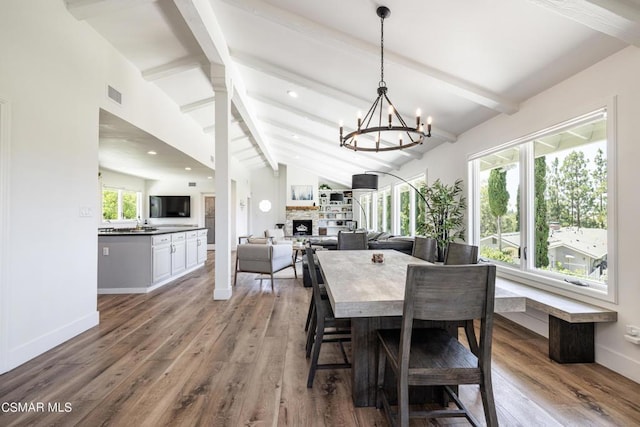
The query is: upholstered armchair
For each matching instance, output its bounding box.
[265,228,293,245]
[234,243,297,290]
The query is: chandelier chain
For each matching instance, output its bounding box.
[380,14,385,87]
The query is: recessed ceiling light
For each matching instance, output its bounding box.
[147,150,157,155]
[287,90,298,98]
[185,167,192,171]
[207,176,213,180]
[292,134,299,139]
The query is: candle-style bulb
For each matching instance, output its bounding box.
[357,111,362,129]
[416,108,421,128]
[388,105,393,127]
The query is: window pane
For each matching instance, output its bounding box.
[478,147,520,265]
[398,184,410,235]
[413,179,426,234]
[384,190,391,233]
[121,191,138,220]
[102,189,118,220]
[376,193,383,231]
[534,116,607,285]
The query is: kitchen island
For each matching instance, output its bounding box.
[98,227,208,294]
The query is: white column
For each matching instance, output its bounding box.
[212,64,232,300]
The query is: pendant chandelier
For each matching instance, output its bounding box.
[339,6,432,152]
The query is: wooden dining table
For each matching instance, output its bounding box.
[315,249,527,407]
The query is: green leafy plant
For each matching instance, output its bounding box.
[416,178,466,261]
[319,183,331,190]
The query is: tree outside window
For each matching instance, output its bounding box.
[472,109,609,293]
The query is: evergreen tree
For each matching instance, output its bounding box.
[535,157,549,267]
[559,151,592,227]
[593,148,607,228]
[547,157,562,223]
[488,168,509,251]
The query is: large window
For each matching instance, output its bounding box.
[374,187,392,233]
[102,187,141,221]
[396,175,426,236]
[469,108,614,299]
[359,193,373,230]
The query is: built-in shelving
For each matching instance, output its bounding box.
[317,189,356,235]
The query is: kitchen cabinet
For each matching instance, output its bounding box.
[98,227,207,294]
[171,232,186,275]
[152,234,172,283]
[197,229,208,264]
[186,230,199,269]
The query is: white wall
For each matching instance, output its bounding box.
[286,165,318,207]
[145,179,214,227]
[0,0,218,372]
[250,166,286,236]
[398,46,640,383]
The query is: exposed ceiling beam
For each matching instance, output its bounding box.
[142,54,206,81]
[220,0,519,114]
[528,0,640,46]
[235,54,455,144]
[180,96,215,113]
[174,0,278,171]
[249,92,423,161]
[65,0,158,20]
[260,118,401,171]
[273,150,351,186]
[238,55,458,143]
[268,134,386,175]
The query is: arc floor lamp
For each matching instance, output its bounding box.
[351,171,430,209]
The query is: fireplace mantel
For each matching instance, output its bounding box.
[285,206,319,211]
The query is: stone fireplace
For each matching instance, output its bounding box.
[292,220,312,235]
[285,206,319,236]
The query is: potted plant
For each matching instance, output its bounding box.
[416,178,467,261]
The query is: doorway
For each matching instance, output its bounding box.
[203,194,215,250]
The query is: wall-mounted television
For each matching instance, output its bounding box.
[149,195,191,218]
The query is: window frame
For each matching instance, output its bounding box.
[101,186,142,223]
[468,103,617,303]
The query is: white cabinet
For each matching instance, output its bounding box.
[317,189,355,235]
[171,232,186,275]
[185,230,199,269]
[152,234,172,283]
[197,229,208,263]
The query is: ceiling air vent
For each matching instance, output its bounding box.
[188,182,196,187]
[107,85,122,105]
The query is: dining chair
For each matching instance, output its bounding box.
[376,264,498,427]
[305,247,351,388]
[411,236,437,262]
[337,230,368,250]
[444,241,479,265]
[444,241,480,354]
[233,242,297,291]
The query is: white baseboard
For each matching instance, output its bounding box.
[4,310,99,374]
[595,344,640,384]
[500,310,640,385]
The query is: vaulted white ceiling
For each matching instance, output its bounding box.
[67,0,638,185]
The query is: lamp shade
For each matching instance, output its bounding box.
[351,173,379,190]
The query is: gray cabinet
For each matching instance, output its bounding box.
[99,228,207,294]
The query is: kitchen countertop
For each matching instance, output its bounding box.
[98,226,206,236]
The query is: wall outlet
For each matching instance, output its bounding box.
[102,247,109,256]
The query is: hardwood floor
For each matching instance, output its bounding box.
[1,252,639,426]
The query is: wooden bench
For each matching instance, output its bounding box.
[496,278,617,363]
